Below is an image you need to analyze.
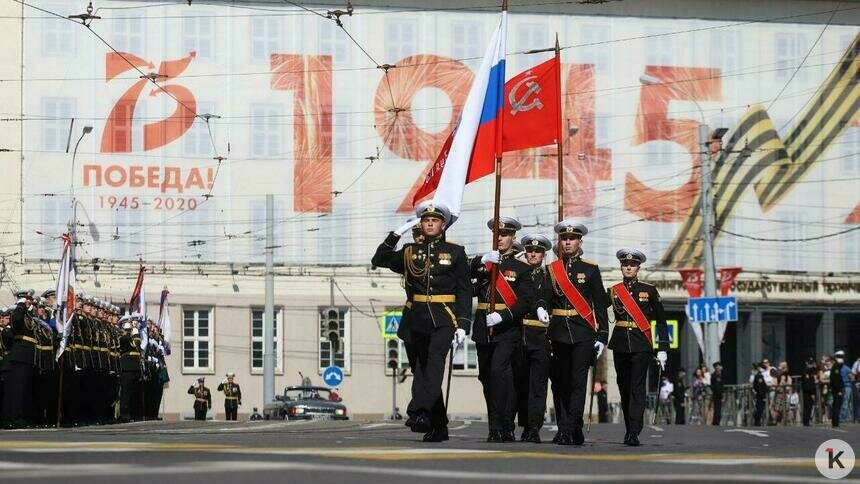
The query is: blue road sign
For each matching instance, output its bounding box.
[381,311,402,339]
[686,296,739,323]
[323,366,344,387]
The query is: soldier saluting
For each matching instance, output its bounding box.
[608,248,669,446]
[218,372,242,421]
[188,377,211,421]
[371,203,472,442]
[470,216,534,443]
[547,221,609,445]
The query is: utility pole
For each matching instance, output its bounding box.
[700,124,720,368]
[263,194,275,406]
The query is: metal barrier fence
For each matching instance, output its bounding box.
[642,381,859,427]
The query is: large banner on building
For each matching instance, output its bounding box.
[20,2,860,272]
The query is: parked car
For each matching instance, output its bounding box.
[263,386,348,421]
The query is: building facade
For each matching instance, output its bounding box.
[0,0,857,419]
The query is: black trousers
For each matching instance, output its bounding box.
[404,341,418,420]
[831,392,843,427]
[119,371,141,421]
[145,380,164,419]
[674,398,686,424]
[514,342,550,431]
[2,362,34,426]
[614,351,651,435]
[36,369,59,427]
[194,407,208,421]
[712,393,722,425]
[802,392,814,426]
[754,398,766,426]
[551,340,593,434]
[476,339,518,431]
[410,326,454,429]
[225,401,238,420]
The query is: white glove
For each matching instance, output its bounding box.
[480,250,501,265]
[131,328,139,335]
[657,351,667,371]
[536,307,549,323]
[16,298,27,305]
[395,217,420,236]
[452,328,467,348]
[593,341,605,360]
[486,312,503,327]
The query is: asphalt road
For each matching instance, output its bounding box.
[0,419,857,483]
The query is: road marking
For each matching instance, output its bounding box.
[0,460,849,482]
[653,457,811,467]
[449,420,472,431]
[361,423,398,429]
[648,425,664,432]
[726,429,769,438]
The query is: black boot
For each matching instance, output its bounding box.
[411,413,432,433]
[627,432,640,446]
[520,427,530,442]
[487,429,504,443]
[405,415,416,429]
[555,431,573,445]
[623,432,632,445]
[525,429,542,444]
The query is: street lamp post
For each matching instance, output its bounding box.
[69,126,93,239]
[639,74,722,368]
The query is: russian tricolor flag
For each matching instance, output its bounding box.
[429,10,507,220]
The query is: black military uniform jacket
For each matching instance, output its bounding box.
[0,323,12,364]
[371,232,472,334]
[469,250,533,344]
[608,278,669,354]
[119,331,141,373]
[7,303,37,365]
[547,253,610,345]
[711,371,724,398]
[217,382,242,405]
[188,385,212,412]
[521,265,552,350]
[33,317,56,373]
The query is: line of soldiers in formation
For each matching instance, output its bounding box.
[0,291,169,428]
[373,202,670,445]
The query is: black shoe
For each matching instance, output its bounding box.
[412,414,432,433]
[487,430,504,443]
[623,432,632,445]
[555,432,573,445]
[552,432,562,444]
[627,432,640,446]
[502,429,515,442]
[423,427,449,442]
[571,428,585,445]
[520,427,530,442]
[525,429,542,444]
[405,415,416,429]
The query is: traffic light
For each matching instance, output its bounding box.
[324,307,341,353]
[386,339,400,370]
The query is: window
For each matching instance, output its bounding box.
[181,202,216,261]
[317,203,351,264]
[782,212,807,270]
[645,27,676,66]
[715,216,741,268]
[39,198,66,259]
[114,15,144,55]
[516,23,550,72]
[42,6,75,56]
[251,308,283,374]
[774,32,808,81]
[710,30,740,76]
[183,308,213,372]
[452,21,484,61]
[595,114,611,148]
[249,198,285,263]
[318,307,350,373]
[581,25,610,74]
[452,340,478,373]
[183,102,216,156]
[183,16,215,60]
[385,19,417,62]
[112,208,144,260]
[42,98,75,151]
[332,104,350,157]
[841,127,859,174]
[251,17,282,62]
[647,221,677,261]
[250,104,284,157]
[845,228,860,272]
[319,22,349,66]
